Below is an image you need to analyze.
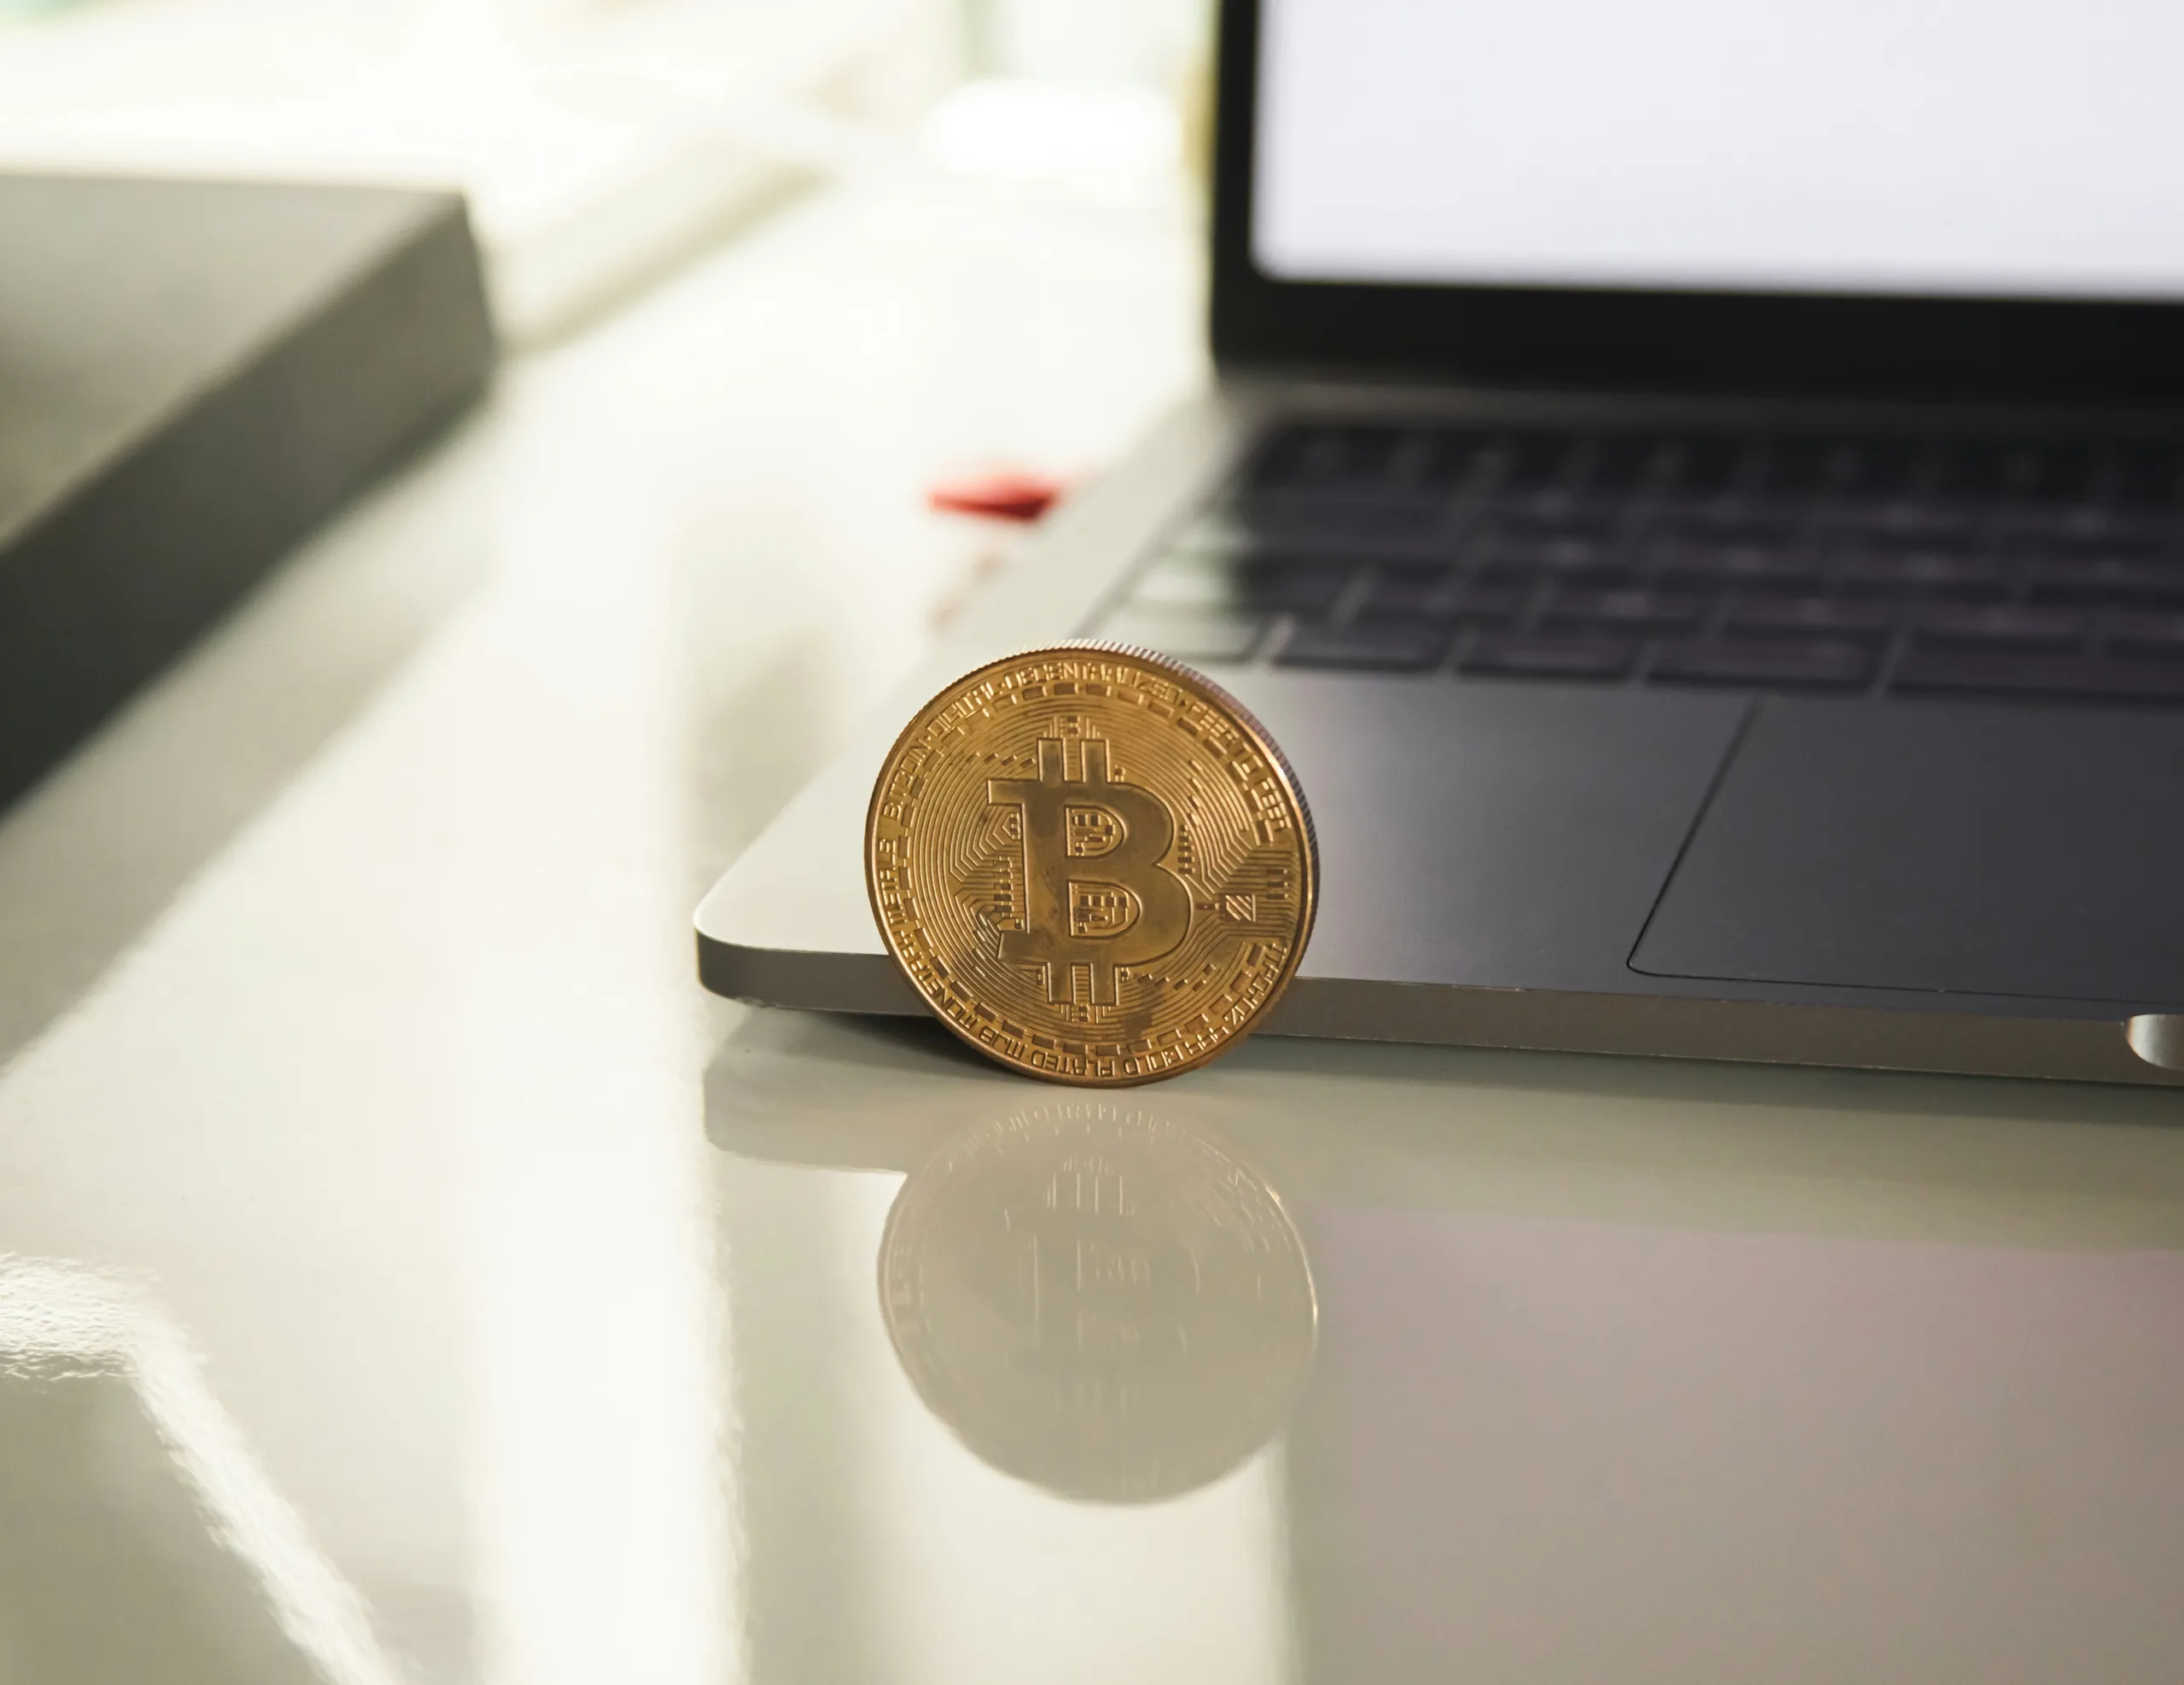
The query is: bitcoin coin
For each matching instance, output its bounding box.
[879,1102,1317,1502]
[865,643,1317,1085]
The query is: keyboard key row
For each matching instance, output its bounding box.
[1894,652,2184,706]
[1127,562,2183,648]
[1243,422,2184,510]
[1159,535,2184,609]
[1098,601,2184,703]
[1100,421,2184,705]
[1538,589,1705,636]
[1649,639,1875,689]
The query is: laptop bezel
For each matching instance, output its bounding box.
[1210,0,2184,407]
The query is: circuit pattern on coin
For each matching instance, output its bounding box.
[866,645,1317,1085]
[879,1102,1317,1502]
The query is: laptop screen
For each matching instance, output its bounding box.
[1252,0,2184,303]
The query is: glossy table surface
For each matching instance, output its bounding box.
[1,166,2182,1685]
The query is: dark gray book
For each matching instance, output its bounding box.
[0,174,496,813]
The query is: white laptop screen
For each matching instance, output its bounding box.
[1252,0,2184,302]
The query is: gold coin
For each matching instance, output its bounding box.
[865,643,1317,1085]
[878,1102,1317,1502]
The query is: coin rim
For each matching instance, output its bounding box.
[863,641,1320,1087]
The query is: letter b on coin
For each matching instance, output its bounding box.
[989,735,1192,1005]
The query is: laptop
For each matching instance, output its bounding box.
[698,0,2184,1087]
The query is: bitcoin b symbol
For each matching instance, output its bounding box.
[988,735,1192,1007]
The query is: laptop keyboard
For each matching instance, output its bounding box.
[1089,422,2184,707]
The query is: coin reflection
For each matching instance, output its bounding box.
[878,1103,1316,1502]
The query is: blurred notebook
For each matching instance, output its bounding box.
[0,173,495,816]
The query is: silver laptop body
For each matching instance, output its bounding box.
[700,0,2184,1086]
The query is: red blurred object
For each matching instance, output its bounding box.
[927,468,1069,524]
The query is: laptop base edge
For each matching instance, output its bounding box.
[696,933,2183,1089]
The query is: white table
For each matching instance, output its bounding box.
[0,167,2179,1685]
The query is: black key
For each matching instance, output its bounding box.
[1357,561,1457,615]
[1838,503,1983,543]
[1098,608,1265,664]
[1655,514,1802,548]
[1240,558,1357,614]
[1242,434,1306,492]
[1382,430,1440,488]
[1651,638,1876,690]
[1586,435,1666,491]
[1489,433,1577,492]
[1448,582,1525,624]
[1540,587,1704,636]
[2007,441,2099,507]
[1485,487,1629,526]
[1838,544,2007,597]
[1652,537,1819,591]
[1893,651,2184,706]
[1931,434,2079,507]
[1928,440,2013,500]
[1360,569,1519,625]
[1664,436,1750,495]
[1472,523,1635,587]
[2025,550,2184,607]
[1913,604,2089,653]
[1277,620,1451,672]
[1460,635,1638,681]
[1248,424,1406,491]
[2005,505,2133,549]
[1845,439,1927,499]
[1761,437,1858,497]
[1131,555,1353,615]
[1493,555,1642,590]
[1479,511,1621,546]
[1416,429,1499,488]
[1230,491,1450,554]
[1726,596,1896,639]
[2007,511,2169,552]
[2108,611,2184,659]
[2110,444,2184,510]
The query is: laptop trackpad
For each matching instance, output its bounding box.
[1630,698,2184,1004]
